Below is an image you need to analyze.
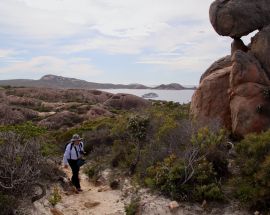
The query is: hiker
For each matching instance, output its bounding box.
[63,134,86,192]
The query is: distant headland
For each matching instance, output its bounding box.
[0,75,196,90]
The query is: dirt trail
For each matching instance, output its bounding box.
[31,166,250,215]
[32,167,125,215]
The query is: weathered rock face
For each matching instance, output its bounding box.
[104,93,150,110]
[209,0,270,38]
[230,51,270,137]
[191,1,270,137]
[191,66,232,129]
[230,51,270,87]
[251,26,270,78]
[230,83,270,137]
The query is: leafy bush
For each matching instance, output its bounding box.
[143,127,228,201]
[191,127,229,178]
[145,155,224,201]
[233,130,270,210]
[127,114,149,142]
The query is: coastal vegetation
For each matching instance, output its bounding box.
[1,86,270,213]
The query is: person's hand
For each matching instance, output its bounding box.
[64,164,68,169]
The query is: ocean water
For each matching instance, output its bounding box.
[99,89,195,104]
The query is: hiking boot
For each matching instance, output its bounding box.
[77,188,83,192]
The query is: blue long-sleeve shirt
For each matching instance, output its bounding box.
[63,142,85,165]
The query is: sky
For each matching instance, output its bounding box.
[0,0,241,85]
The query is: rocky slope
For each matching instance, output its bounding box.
[0,87,150,129]
[191,0,270,137]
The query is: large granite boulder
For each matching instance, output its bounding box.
[230,83,270,137]
[191,0,270,137]
[192,50,270,137]
[230,51,270,137]
[191,66,232,129]
[209,0,270,38]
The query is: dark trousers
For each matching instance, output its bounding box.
[68,159,81,189]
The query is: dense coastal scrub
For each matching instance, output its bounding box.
[1,93,270,212]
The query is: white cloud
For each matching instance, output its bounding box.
[0,56,103,80]
[137,32,231,73]
[0,0,213,39]
[0,49,18,58]
[0,0,221,56]
[0,0,238,84]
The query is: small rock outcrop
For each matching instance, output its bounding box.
[191,0,270,137]
[38,111,83,129]
[104,93,150,110]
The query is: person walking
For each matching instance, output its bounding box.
[63,134,86,192]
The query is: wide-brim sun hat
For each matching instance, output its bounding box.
[71,134,83,142]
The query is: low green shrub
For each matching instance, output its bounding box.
[142,127,228,202]
[84,163,104,182]
[0,121,46,140]
[40,142,59,157]
[233,130,270,210]
[49,187,61,206]
[145,155,224,201]
[125,195,140,215]
[111,140,135,168]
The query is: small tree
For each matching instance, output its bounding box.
[127,114,149,174]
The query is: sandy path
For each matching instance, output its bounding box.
[33,167,125,215]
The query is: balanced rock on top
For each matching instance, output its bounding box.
[209,0,270,38]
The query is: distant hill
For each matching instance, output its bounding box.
[0,74,194,90]
[153,83,196,90]
[0,75,148,90]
